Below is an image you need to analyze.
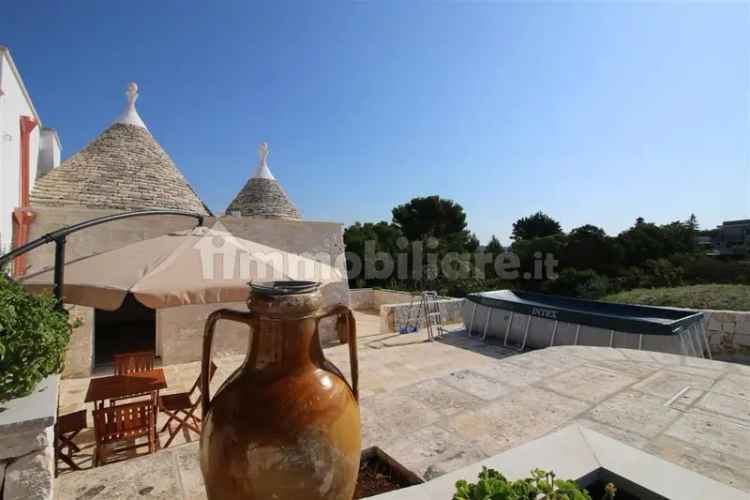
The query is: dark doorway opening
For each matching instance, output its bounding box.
[95,294,155,366]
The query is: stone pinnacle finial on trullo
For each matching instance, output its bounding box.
[114,81,148,130]
[126,82,139,105]
[259,142,269,168]
[253,142,275,180]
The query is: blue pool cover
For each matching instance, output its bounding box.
[466,290,703,336]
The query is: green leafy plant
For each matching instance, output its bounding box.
[0,273,71,403]
[453,467,616,500]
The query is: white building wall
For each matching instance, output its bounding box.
[38,128,61,178]
[0,48,44,253]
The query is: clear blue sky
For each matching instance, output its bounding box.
[3,1,749,244]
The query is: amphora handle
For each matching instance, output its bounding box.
[202,309,256,418]
[319,305,359,401]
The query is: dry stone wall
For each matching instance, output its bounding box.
[703,309,750,357]
[348,289,464,333]
[348,288,418,311]
[380,298,465,333]
[62,306,94,378]
[348,288,375,310]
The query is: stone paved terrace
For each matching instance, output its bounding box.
[55,311,750,499]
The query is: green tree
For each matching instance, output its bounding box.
[660,216,698,255]
[391,196,476,288]
[485,235,504,254]
[568,224,605,240]
[617,216,699,268]
[511,233,568,287]
[511,211,562,240]
[617,218,666,267]
[343,221,402,254]
[481,235,505,279]
[392,196,473,249]
[465,233,480,253]
[343,221,403,287]
[562,225,624,276]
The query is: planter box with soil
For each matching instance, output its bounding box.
[354,447,424,498]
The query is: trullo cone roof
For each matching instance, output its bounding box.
[226,142,301,219]
[30,83,209,215]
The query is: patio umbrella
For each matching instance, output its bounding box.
[20,225,343,310]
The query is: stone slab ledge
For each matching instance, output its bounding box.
[0,375,59,436]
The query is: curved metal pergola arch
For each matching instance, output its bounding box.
[0,209,205,306]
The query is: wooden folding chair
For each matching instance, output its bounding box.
[93,399,156,466]
[54,410,87,475]
[159,362,217,448]
[113,351,155,375]
[110,351,156,406]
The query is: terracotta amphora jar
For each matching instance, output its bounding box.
[200,281,360,500]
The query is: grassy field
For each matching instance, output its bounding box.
[603,284,750,311]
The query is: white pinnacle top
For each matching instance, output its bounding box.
[252,142,276,180]
[114,82,148,130]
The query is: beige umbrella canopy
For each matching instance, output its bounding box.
[20,226,343,310]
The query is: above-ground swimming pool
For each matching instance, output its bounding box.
[463,290,710,358]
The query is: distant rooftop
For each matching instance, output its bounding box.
[722,219,750,226]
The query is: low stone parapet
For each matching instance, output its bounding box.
[348,289,465,333]
[702,309,750,356]
[349,288,419,311]
[349,288,375,310]
[0,375,59,500]
[380,298,465,333]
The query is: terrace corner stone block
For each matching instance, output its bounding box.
[3,445,54,500]
[0,427,51,461]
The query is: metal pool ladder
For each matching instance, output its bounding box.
[400,291,446,341]
[423,291,447,341]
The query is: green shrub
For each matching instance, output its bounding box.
[670,254,750,285]
[0,273,71,403]
[453,467,614,500]
[643,259,684,288]
[603,284,750,311]
[542,269,611,299]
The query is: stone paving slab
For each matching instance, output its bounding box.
[665,410,750,460]
[587,389,683,438]
[644,433,750,492]
[55,313,750,498]
[633,369,716,398]
[398,378,483,417]
[444,385,591,456]
[696,391,750,422]
[541,365,637,403]
[712,373,750,400]
[442,369,510,401]
[378,425,487,480]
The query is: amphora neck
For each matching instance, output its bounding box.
[247,316,323,372]
[245,282,324,372]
